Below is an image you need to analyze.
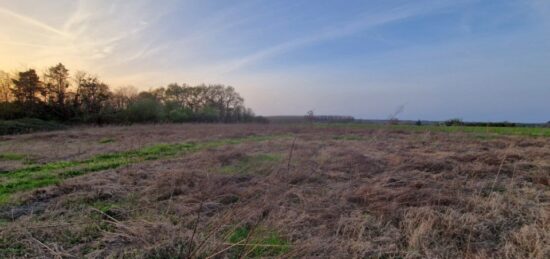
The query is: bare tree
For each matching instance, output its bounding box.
[74,72,111,114]
[388,105,404,125]
[44,63,70,107]
[111,85,138,110]
[0,71,12,103]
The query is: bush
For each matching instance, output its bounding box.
[0,103,24,120]
[126,98,165,123]
[168,108,194,123]
[0,118,66,135]
[196,107,220,122]
[445,118,464,126]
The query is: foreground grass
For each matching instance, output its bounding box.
[0,134,281,205]
[220,153,282,175]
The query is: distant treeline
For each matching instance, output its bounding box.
[0,63,265,124]
[443,118,519,127]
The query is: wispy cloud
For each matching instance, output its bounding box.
[0,6,71,38]
[210,0,462,74]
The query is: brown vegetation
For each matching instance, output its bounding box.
[0,124,549,258]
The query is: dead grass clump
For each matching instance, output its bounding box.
[347,184,456,218]
[503,224,550,259]
[399,188,549,258]
[403,157,455,173]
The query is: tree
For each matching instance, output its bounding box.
[203,85,244,122]
[44,63,70,107]
[188,85,208,112]
[221,86,244,122]
[111,85,137,111]
[74,72,111,115]
[0,71,12,103]
[445,118,464,126]
[11,69,45,115]
[1,63,259,124]
[306,110,315,122]
[165,83,188,108]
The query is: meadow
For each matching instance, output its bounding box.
[0,123,548,258]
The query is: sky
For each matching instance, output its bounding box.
[0,0,549,122]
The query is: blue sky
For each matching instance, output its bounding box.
[1,0,549,122]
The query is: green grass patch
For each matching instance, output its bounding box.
[0,153,26,161]
[220,154,281,175]
[333,135,364,141]
[0,134,283,205]
[0,239,25,257]
[227,226,290,258]
[98,138,115,144]
[318,123,550,137]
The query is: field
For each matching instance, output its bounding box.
[0,123,549,258]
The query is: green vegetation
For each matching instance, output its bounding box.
[0,64,265,132]
[220,154,281,175]
[98,137,115,144]
[444,118,519,127]
[408,125,550,137]
[0,152,25,161]
[228,226,290,258]
[320,123,550,137]
[333,135,364,141]
[0,118,65,135]
[0,134,282,205]
[0,238,25,257]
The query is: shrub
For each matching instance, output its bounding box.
[196,106,220,122]
[0,118,65,135]
[0,103,24,120]
[168,108,194,123]
[126,98,165,123]
[445,118,464,126]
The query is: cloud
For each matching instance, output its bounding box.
[210,0,463,74]
[0,6,71,38]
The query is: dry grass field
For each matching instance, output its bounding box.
[0,123,549,258]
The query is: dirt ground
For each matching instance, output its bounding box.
[1,123,549,258]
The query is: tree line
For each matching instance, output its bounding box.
[0,63,265,124]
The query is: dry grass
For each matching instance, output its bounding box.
[0,123,549,258]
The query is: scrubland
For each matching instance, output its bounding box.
[0,124,548,258]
